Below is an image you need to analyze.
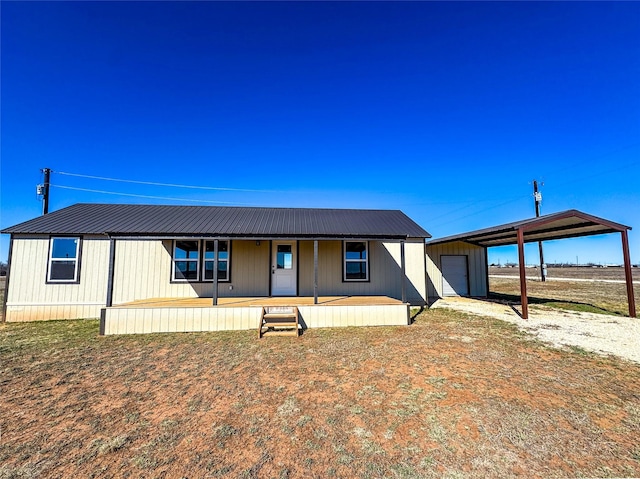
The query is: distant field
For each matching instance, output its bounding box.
[490,265,640,281]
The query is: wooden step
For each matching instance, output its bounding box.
[262,322,298,328]
[263,313,297,320]
[261,329,299,337]
[258,306,300,338]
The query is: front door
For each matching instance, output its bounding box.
[271,241,297,296]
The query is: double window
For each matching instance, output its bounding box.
[48,237,81,283]
[344,241,369,281]
[172,240,230,282]
[204,241,229,281]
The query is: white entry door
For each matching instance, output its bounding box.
[271,241,297,296]
[441,255,469,296]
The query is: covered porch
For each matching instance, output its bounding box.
[100,295,410,335]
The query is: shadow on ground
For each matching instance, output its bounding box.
[487,292,621,316]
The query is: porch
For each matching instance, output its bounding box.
[100,296,410,335]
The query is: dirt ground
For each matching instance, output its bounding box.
[2,310,639,479]
[432,296,640,363]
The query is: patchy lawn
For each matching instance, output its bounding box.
[1,310,639,478]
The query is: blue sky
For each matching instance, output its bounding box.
[1,2,639,265]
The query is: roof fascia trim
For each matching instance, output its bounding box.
[518,210,631,233]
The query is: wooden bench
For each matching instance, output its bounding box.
[258,306,300,338]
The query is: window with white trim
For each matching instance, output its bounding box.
[48,237,81,282]
[344,241,369,281]
[172,240,200,281]
[204,240,230,281]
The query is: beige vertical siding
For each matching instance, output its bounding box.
[229,240,270,296]
[111,239,270,304]
[425,241,487,299]
[298,240,426,305]
[7,235,428,323]
[113,238,425,306]
[5,235,110,321]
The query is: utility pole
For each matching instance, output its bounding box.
[37,168,51,215]
[533,180,546,282]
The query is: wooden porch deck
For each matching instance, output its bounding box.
[102,296,409,335]
[114,296,404,309]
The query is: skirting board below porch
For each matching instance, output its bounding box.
[100,301,410,335]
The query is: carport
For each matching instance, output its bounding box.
[428,210,635,319]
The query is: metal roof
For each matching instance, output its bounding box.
[1,203,431,239]
[427,209,630,247]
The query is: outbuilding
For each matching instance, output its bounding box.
[425,210,636,319]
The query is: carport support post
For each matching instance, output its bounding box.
[517,228,528,319]
[212,239,219,306]
[621,230,636,318]
[313,240,318,305]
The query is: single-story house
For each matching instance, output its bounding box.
[4,204,634,332]
[2,204,432,333]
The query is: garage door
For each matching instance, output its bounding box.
[441,255,469,296]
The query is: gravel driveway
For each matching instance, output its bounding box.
[431,297,640,364]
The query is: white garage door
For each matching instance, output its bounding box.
[441,255,469,296]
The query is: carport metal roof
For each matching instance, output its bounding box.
[427,209,631,247]
[427,209,635,319]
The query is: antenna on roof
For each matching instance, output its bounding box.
[36,168,51,215]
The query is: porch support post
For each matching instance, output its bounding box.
[484,246,490,298]
[400,240,407,303]
[313,240,318,305]
[517,228,528,319]
[621,230,636,318]
[2,236,14,322]
[105,237,116,307]
[212,239,219,306]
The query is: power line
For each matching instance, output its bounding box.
[428,195,531,230]
[547,141,640,179]
[54,170,279,193]
[50,184,252,205]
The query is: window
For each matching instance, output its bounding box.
[48,237,80,282]
[204,240,230,281]
[276,244,292,269]
[344,241,369,281]
[173,240,199,281]
[171,240,231,282]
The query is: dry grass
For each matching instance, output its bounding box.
[1,310,639,478]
